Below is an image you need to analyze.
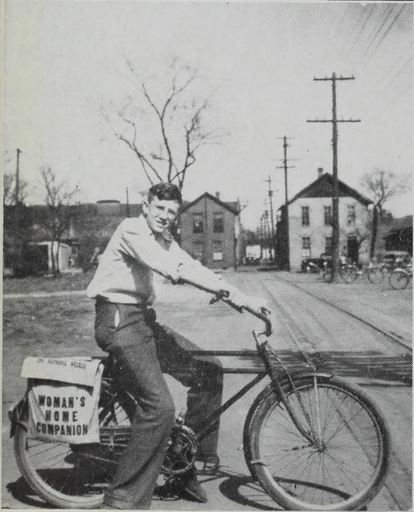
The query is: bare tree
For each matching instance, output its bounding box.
[360,168,409,258]
[104,59,221,192]
[41,167,79,277]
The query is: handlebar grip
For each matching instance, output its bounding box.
[244,306,272,336]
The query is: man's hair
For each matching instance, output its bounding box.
[148,182,182,204]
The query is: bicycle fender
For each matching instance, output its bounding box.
[277,370,335,388]
[8,396,28,438]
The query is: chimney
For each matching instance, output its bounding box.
[317,167,324,178]
[215,191,221,200]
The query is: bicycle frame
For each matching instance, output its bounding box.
[191,329,323,449]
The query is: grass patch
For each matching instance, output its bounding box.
[3,271,94,294]
[3,294,102,401]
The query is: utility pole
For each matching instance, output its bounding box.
[15,148,22,205]
[307,73,360,282]
[265,177,276,263]
[276,137,296,271]
[125,187,130,217]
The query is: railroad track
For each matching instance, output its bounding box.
[257,276,412,385]
[269,274,412,352]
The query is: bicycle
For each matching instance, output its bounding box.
[320,261,359,283]
[10,294,390,510]
[389,264,412,290]
[340,263,385,285]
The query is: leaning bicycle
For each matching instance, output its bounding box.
[10,295,390,510]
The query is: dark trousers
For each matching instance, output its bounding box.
[94,299,223,509]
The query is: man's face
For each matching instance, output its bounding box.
[143,196,180,234]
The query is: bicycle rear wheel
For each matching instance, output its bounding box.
[14,379,132,509]
[367,267,384,284]
[244,374,389,511]
[340,266,358,283]
[389,269,409,290]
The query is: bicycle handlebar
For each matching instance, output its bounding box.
[180,279,272,336]
[242,304,272,337]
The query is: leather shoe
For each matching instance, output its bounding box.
[179,468,208,503]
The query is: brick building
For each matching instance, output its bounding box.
[276,170,372,271]
[179,192,240,269]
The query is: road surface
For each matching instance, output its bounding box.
[2,271,412,510]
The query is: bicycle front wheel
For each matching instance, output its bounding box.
[244,375,390,511]
[14,380,132,509]
[389,269,409,290]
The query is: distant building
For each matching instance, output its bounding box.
[383,216,412,254]
[276,169,372,271]
[5,192,245,274]
[4,201,143,275]
[180,192,240,269]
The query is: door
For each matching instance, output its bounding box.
[347,236,359,264]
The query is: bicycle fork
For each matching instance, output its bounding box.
[253,331,324,450]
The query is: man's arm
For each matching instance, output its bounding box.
[171,242,269,312]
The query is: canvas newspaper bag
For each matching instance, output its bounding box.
[21,357,103,444]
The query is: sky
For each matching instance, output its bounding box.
[4,0,413,229]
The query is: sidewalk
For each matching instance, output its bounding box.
[275,271,412,346]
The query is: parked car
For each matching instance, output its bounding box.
[301,253,332,273]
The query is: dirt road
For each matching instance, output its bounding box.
[2,270,412,510]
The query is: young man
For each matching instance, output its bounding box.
[87,183,269,509]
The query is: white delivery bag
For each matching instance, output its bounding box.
[21,357,103,444]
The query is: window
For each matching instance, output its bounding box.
[213,241,223,261]
[302,237,311,257]
[324,206,332,226]
[301,206,310,226]
[213,212,224,233]
[347,205,356,226]
[193,213,204,234]
[325,237,332,255]
[193,242,203,261]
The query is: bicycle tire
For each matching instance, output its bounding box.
[367,268,384,284]
[340,266,358,284]
[389,269,409,290]
[243,374,390,511]
[14,380,132,509]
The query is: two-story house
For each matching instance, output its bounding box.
[179,192,240,269]
[276,169,372,271]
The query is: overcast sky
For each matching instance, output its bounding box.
[4,1,413,228]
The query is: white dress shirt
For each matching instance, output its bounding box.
[87,215,223,304]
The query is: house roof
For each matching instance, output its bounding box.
[181,192,240,215]
[280,172,372,208]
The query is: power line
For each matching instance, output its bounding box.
[357,5,396,67]
[369,4,407,57]
[341,4,376,62]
